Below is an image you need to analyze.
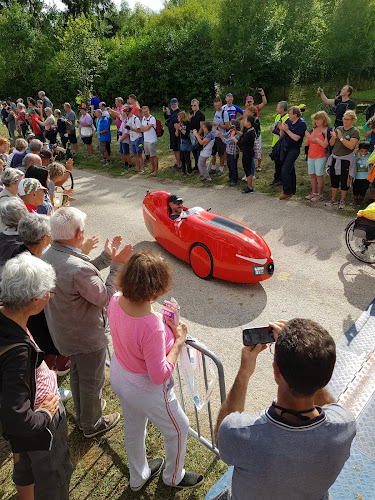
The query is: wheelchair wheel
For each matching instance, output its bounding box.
[345,220,375,264]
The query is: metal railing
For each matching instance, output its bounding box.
[106,337,226,457]
[175,337,226,457]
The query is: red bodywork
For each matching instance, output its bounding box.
[143,190,274,283]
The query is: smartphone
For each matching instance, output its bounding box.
[62,194,69,206]
[243,326,275,346]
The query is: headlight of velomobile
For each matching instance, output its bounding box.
[267,262,275,275]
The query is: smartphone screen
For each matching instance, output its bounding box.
[62,194,69,206]
[243,327,275,346]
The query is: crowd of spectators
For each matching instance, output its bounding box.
[0,84,369,498]
[1,87,375,204]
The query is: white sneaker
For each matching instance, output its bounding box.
[58,388,72,402]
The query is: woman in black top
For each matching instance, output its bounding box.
[232,115,256,193]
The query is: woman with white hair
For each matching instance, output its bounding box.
[0,253,73,499]
[0,168,24,201]
[12,213,72,379]
[44,107,57,144]
[0,198,28,270]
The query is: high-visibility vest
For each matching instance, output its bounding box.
[271,113,289,147]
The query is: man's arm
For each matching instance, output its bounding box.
[318,89,335,106]
[258,89,267,110]
[281,122,303,142]
[214,344,266,444]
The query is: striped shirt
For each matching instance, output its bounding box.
[30,336,59,407]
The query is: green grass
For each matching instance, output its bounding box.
[0,371,228,499]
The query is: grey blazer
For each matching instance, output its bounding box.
[42,241,121,356]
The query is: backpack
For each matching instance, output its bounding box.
[61,117,74,133]
[152,117,164,137]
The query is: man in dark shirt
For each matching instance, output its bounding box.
[190,99,205,170]
[279,106,307,199]
[163,98,181,170]
[318,85,356,127]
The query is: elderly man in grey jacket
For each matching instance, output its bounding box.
[42,207,132,438]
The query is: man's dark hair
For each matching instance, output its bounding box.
[91,91,96,96]
[204,122,212,132]
[245,115,255,127]
[347,85,353,96]
[275,318,336,397]
[213,97,222,104]
[358,141,370,150]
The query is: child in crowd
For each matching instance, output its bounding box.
[353,142,371,204]
[193,122,215,183]
[216,119,241,186]
[175,111,192,175]
[118,108,132,169]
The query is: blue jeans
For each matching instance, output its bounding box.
[282,149,300,195]
[227,153,239,183]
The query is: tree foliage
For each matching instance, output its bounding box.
[0,0,374,106]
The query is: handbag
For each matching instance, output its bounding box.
[81,126,93,137]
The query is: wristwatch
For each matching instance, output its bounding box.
[340,137,344,142]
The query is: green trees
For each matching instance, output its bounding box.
[0,0,374,106]
[48,14,105,105]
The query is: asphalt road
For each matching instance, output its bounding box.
[73,168,375,414]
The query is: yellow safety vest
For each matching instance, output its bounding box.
[271,113,289,147]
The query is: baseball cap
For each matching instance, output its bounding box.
[170,98,178,104]
[246,96,254,102]
[169,194,183,204]
[125,105,133,113]
[226,93,233,97]
[18,178,47,196]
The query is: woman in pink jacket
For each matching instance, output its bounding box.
[108,251,204,492]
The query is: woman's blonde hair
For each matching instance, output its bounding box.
[178,111,189,124]
[343,109,357,122]
[311,110,331,127]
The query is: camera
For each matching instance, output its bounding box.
[255,88,261,93]
[125,125,131,130]
[243,326,275,346]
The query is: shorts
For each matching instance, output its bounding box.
[68,131,77,144]
[144,142,157,157]
[82,136,92,145]
[99,140,110,153]
[212,137,225,157]
[307,157,326,176]
[13,402,72,499]
[353,178,370,197]
[242,155,256,177]
[169,133,179,152]
[131,137,143,155]
[119,141,130,155]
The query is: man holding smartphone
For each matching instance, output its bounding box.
[214,318,356,500]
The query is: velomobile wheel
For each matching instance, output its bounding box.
[189,243,213,279]
[345,220,375,264]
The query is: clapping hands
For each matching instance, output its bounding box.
[104,236,133,264]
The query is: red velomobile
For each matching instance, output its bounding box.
[143,190,274,283]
